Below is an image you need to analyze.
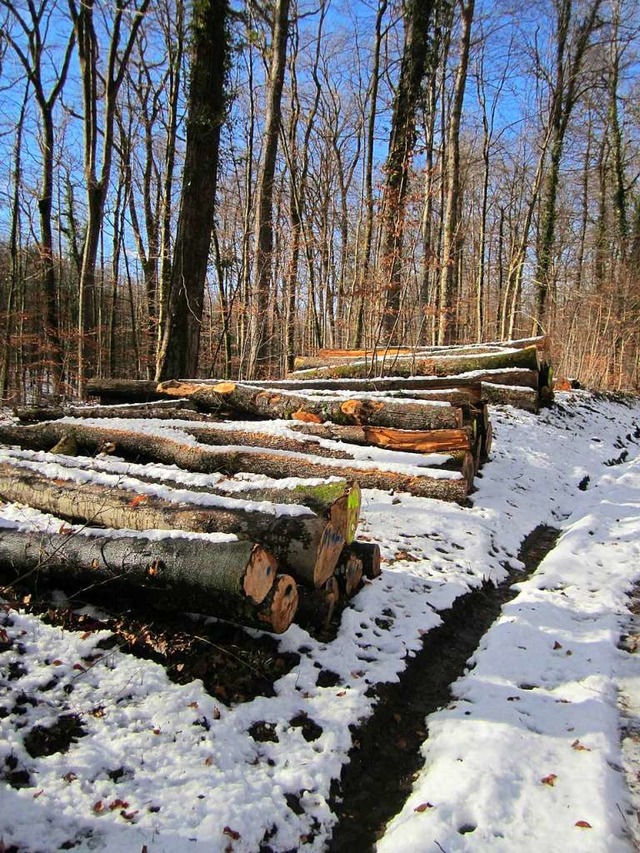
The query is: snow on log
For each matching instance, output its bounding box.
[0,460,350,587]
[156,380,464,431]
[285,345,541,380]
[480,382,540,412]
[0,422,470,502]
[0,526,276,607]
[14,399,208,423]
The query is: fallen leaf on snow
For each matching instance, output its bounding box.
[541,774,557,786]
[414,802,435,812]
[575,820,592,828]
[571,739,591,751]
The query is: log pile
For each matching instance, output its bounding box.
[1,337,552,636]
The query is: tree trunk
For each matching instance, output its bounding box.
[287,345,540,380]
[0,460,347,586]
[343,541,382,579]
[0,525,276,606]
[437,0,474,345]
[155,0,229,380]
[247,0,291,378]
[158,380,464,430]
[0,421,469,502]
[379,0,436,342]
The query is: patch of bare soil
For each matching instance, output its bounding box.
[327,524,561,852]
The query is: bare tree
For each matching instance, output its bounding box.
[1,0,76,394]
[156,0,230,380]
[246,0,291,378]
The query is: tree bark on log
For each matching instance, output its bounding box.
[241,369,539,392]
[0,461,348,587]
[14,399,208,424]
[0,421,468,502]
[480,382,540,412]
[86,378,171,404]
[0,526,276,606]
[288,422,474,454]
[286,345,541,380]
[157,380,464,431]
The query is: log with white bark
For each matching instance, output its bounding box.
[0,526,276,607]
[286,345,541,381]
[235,368,540,392]
[0,421,469,502]
[0,461,351,587]
[14,399,209,423]
[156,380,464,431]
[293,336,550,370]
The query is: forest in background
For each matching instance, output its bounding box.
[0,0,639,401]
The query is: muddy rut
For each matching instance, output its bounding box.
[328,524,561,852]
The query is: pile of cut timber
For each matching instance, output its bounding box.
[0,427,378,633]
[1,338,551,635]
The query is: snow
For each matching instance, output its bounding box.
[1,390,640,851]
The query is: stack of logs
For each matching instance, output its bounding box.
[0,336,551,635]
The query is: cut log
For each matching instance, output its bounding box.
[286,345,541,380]
[254,573,298,634]
[157,380,464,431]
[344,541,382,579]
[328,481,361,544]
[288,422,473,454]
[0,421,469,502]
[0,526,276,606]
[480,382,540,412]
[334,551,363,597]
[180,423,352,460]
[296,575,340,632]
[240,369,538,393]
[13,399,204,423]
[0,461,344,587]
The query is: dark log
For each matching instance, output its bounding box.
[0,461,344,587]
[0,526,276,606]
[178,423,352,459]
[296,575,340,632]
[286,345,541,380]
[344,541,382,579]
[86,378,172,404]
[0,421,468,502]
[157,380,464,431]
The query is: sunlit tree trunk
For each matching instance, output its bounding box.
[247,0,291,378]
[156,0,230,380]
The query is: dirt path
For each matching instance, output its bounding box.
[327,524,561,852]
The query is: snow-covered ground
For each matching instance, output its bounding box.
[1,390,640,851]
